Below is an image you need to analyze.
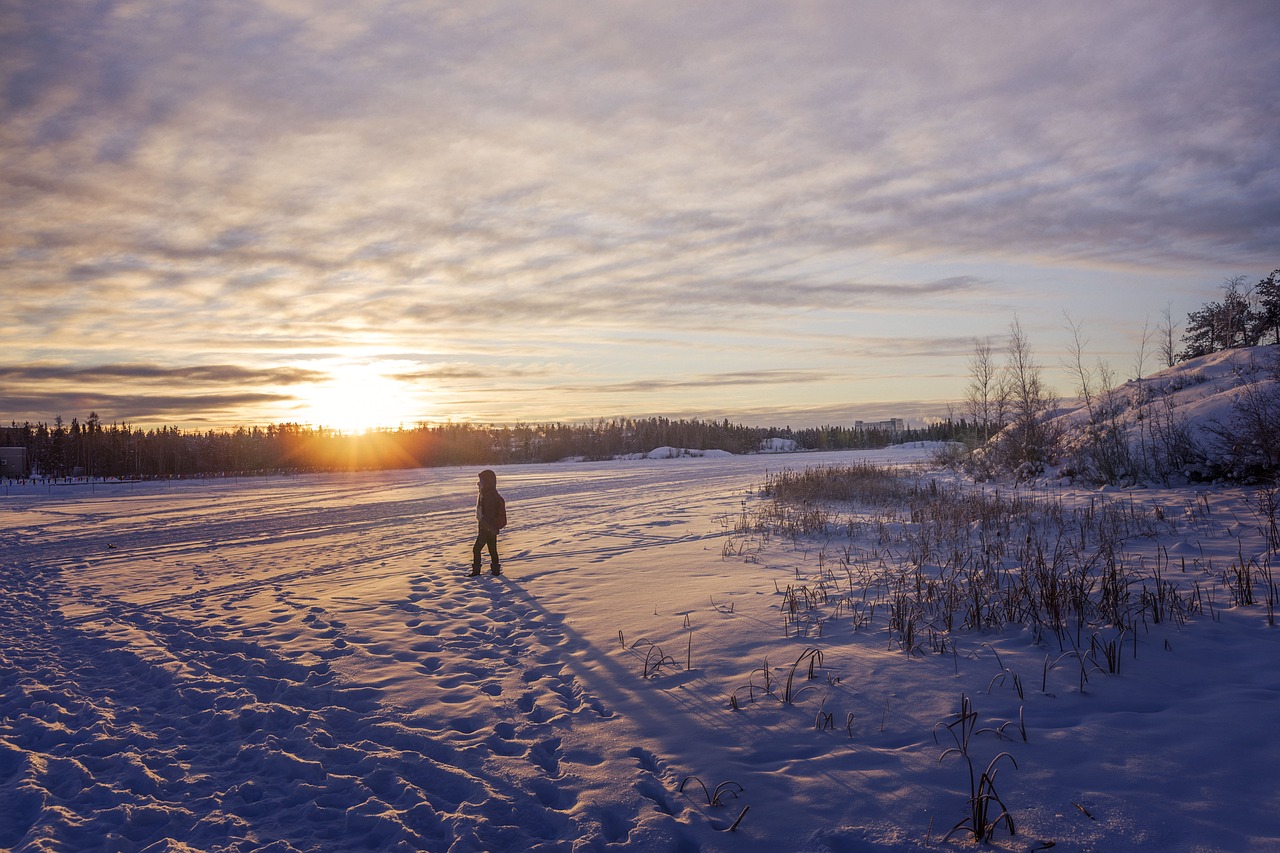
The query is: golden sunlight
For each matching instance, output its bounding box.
[296,362,414,433]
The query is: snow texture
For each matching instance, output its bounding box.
[3,354,1280,851]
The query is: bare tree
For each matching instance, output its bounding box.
[1157,302,1179,368]
[1063,313,1097,419]
[1133,317,1154,382]
[964,336,1006,444]
[1132,318,1156,475]
[996,317,1056,477]
[1061,314,1135,484]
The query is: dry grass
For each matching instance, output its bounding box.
[732,463,1238,682]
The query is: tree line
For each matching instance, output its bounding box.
[14,269,1270,483]
[1,414,964,480]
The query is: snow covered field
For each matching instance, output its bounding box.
[3,444,1279,851]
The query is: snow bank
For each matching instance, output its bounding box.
[645,446,733,459]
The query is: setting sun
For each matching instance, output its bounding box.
[296,362,415,432]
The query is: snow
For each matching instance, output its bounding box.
[644,446,735,459]
[1044,345,1278,484]
[3,376,1280,850]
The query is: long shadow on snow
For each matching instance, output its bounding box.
[0,560,572,852]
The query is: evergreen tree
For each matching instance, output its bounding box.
[1252,269,1280,347]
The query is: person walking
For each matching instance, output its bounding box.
[471,469,506,576]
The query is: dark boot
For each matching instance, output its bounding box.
[491,564,502,576]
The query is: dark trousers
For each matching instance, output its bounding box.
[472,526,499,569]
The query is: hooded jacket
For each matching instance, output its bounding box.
[476,470,506,532]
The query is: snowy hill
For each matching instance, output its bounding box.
[1040,345,1279,485]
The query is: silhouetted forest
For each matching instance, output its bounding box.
[1,414,965,479]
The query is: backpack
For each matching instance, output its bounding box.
[494,494,508,530]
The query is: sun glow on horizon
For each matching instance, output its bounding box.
[294,361,418,433]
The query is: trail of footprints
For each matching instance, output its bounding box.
[401,567,614,767]
[2,555,695,850]
[400,568,614,724]
[253,560,690,846]
[392,565,695,845]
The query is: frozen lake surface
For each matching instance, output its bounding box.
[3,445,1279,851]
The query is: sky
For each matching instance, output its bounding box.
[2,1,1278,433]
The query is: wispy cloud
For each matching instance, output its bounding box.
[0,364,325,385]
[2,391,295,426]
[2,1,1276,428]
[560,369,839,396]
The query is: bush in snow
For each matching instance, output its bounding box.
[1204,349,1280,483]
[1138,385,1210,483]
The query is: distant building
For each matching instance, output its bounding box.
[0,447,28,478]
[854,418,905,434]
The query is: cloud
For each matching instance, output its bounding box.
[0,363,325,385]
[0,362,329,426]
[724,398,960,430]
[2,1,1276,429]
[560,369,838,396]
[1,391,295,427]
[392,362,560,383]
